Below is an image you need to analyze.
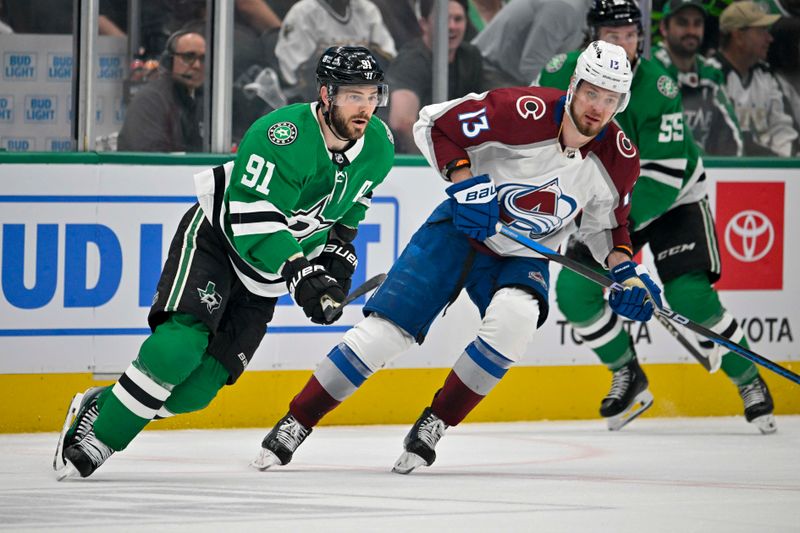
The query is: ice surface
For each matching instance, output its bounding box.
[1,416,798,532]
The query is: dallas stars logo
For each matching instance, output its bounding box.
[198,281,222,313]
[267,121,298,145]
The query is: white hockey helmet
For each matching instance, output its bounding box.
[567,40,632,114]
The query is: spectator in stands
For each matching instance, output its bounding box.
[370,0,422,50]
[768,17,800,129]
[231,0,286,142]
[387,0,485,153]
[714,1,799,157]
[472,0,591,87]
[467,0,505,32]
[653,0,742,156]
[117,29,205,152]
[274,0,396,102]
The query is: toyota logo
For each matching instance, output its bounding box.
[724,210,774,262]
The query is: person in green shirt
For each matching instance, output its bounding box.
[653,0,743,156]
[536,0,776,434]
[53,46,396,480]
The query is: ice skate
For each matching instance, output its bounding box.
[251,413,312,470]
[392,407,448,474]
[53,386,107,479]
[600,358,654,431]
[60,428,114,479]
[738,376,777,434]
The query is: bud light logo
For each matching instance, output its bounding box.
[724,210,774,262]
[47,54,73,81]
[47,138,74,151]
[0,96,13,122]
[716,182,783,290]
[4,52,36,80]
[2,137,35,151]
[24,95,57,123]
[97,55,124,81]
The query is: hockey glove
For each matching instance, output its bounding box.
[608,261,663,322]
[446,174,499,241]
[282,257,346,325]
[313,231,358,294]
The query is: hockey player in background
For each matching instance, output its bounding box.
[536,0,776,433]
[53,46,396,480]
[253,41,662,475]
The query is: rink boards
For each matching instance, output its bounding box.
[1,154,798,432]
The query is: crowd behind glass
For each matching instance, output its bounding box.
[0,0,798,156]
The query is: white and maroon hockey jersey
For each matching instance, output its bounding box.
[413,86,639,265]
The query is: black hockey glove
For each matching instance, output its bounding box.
[281,257,346,325]
[313,241,358,294]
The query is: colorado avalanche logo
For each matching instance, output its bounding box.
[616,131,636,159]
[516,95,546,120]
[499,179,578,238]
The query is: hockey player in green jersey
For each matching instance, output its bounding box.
[653,0,742,156]
[536,0,777,433]
[53,46,396,480]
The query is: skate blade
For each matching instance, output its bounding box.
[392,451,427,475]
[52,392,85,471]
[55,460,80,482]
[250,448,282,471]
[607,389,654,431]
[752,414,777,435]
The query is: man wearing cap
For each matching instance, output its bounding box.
[713,0,799,157]
[653,0,742,155]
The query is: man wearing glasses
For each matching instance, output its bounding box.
[117,28,206,152]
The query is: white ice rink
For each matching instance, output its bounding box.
[1,416,799,532]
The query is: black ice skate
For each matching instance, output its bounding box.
[53,386,113,480]
[738,376,777,434]
[600,358,654,431]
[251,413,312,470]
[392,407,448,474]
[61,428,115,479]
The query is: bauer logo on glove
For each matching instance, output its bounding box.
[446,174,500,241]
[608,261,663,322]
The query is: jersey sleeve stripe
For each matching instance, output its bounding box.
[640,161,686,188]
[231,221,288,237]
[232,211,288,225]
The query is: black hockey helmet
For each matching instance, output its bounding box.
[316,46,386,86]
[587,0,642,29]
[587,0,643,57]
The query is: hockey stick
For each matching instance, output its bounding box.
[498,225,800,385]
[654,313,716,372]
[322,273,387,322]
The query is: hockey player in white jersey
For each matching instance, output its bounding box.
[253,41,663,474]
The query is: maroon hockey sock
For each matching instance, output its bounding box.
[289,376,341,428]
[430,371,484,426]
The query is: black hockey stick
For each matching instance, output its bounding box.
[322,273,388,322]
[653,313,715,372]
[498,225,800,385]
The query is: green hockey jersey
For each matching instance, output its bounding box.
[194,102,395,297]
[652,43,743,156]
[536,51,706,231]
